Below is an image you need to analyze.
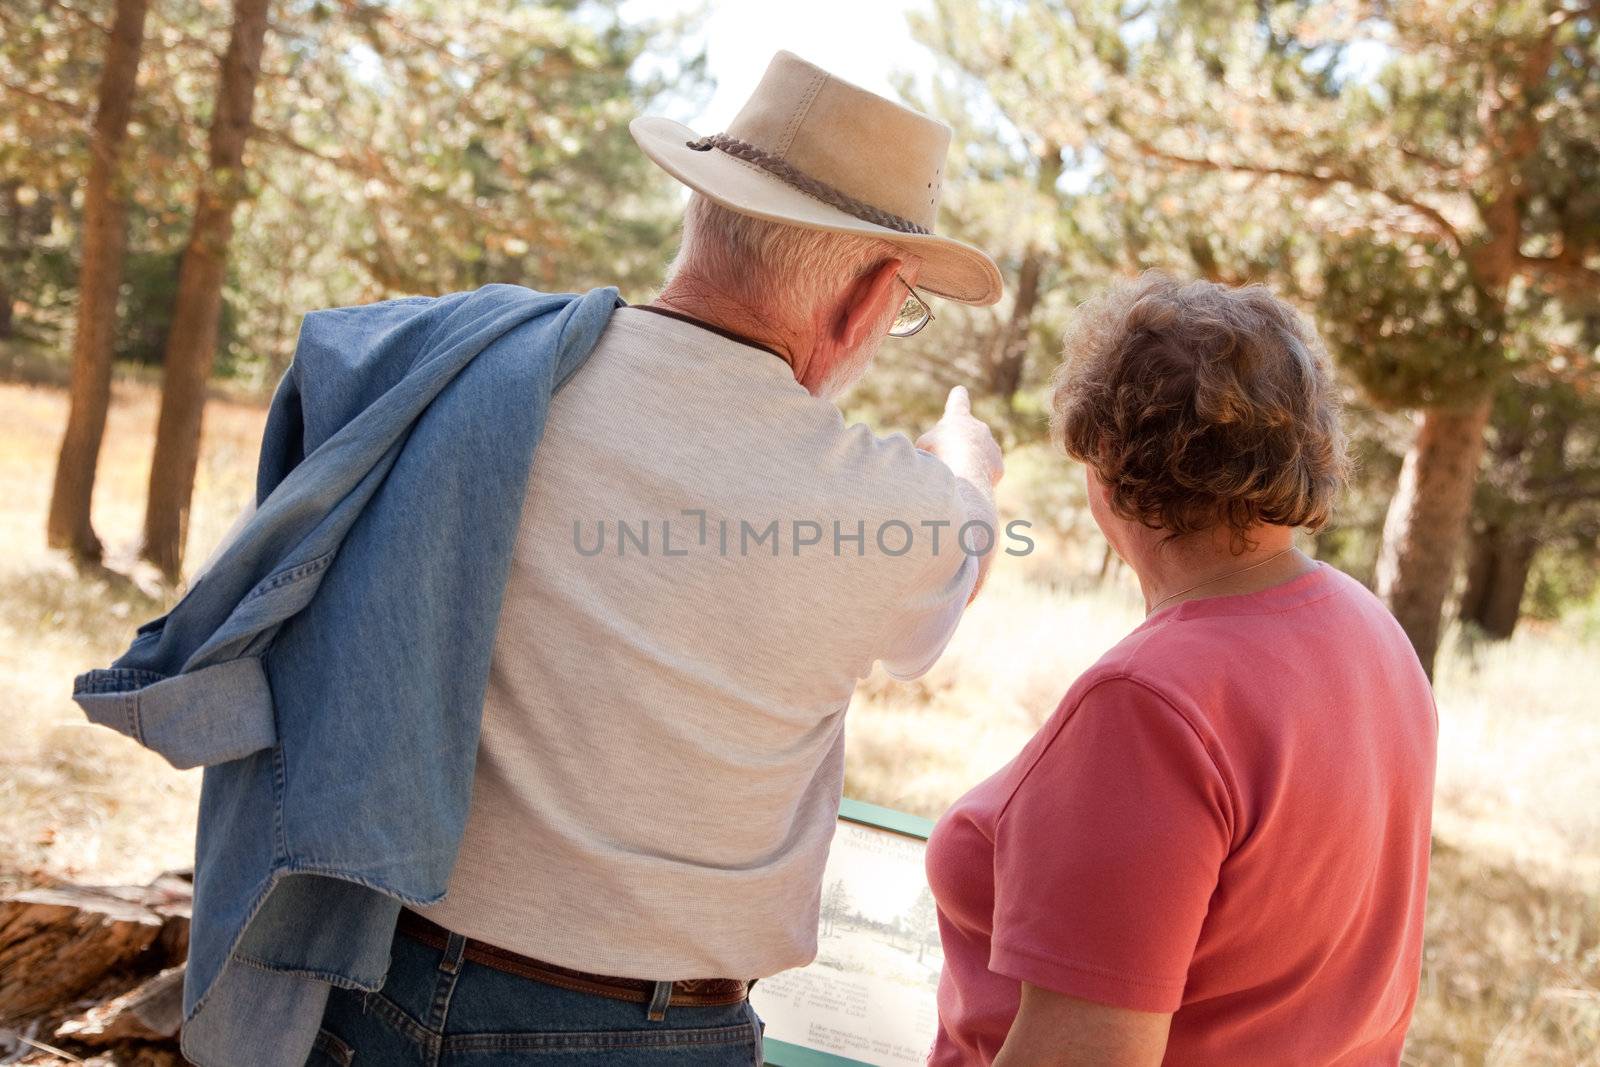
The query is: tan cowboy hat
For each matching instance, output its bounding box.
[631,50,1004,306]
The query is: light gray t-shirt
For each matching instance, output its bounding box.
[416,306,978,980]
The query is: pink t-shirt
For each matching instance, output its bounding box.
[925,562,1437,1066]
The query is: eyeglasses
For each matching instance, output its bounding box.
[888,274,935,338]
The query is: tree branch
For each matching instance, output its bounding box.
[46,0,111,35]
[1125,138,1464,251]
[1467,18,1562,291]
[0,79,88,119]
[1517,253,1600,304]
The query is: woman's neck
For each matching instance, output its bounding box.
[1136,528,1314,615]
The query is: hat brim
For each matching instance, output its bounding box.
[631,116,1003,307]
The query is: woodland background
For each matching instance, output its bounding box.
[0,0,1596,1064]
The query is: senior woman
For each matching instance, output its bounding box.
[925,272,1437,1066]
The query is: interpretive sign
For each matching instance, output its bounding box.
[756,798,941,1067]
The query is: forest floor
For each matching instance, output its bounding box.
[2,369,1597,1065]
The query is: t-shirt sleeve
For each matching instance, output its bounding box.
[878,549,977,681]
[989,677,1234,1013]
[875,447,981,681]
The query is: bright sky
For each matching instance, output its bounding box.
[614,0,1393,198]
[621,0,937,129]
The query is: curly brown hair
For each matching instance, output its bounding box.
[1049,271,1350,538]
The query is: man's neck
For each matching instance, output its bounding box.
[648,278,809,379]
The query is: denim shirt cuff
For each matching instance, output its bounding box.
[73,657,277,770]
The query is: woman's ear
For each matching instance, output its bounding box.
[837,258,904,348]
[1085,463,1107,504]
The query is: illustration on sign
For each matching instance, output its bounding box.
[754,800,940,1067]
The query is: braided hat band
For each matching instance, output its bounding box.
[686,133,933,237]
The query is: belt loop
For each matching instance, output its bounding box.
[646,980,672,1022]
[440,931,467,976]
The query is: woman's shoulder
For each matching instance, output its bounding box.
[1114,562,1393,658]
[1050,646,1218,751]
[1071,612,1220,708]
[1070,561,1431,742]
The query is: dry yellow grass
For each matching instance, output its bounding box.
[1,372,1596,1064]
[0,375,264,894]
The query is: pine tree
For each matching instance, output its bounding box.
[44,0,151,562]
[914,0,1600,672]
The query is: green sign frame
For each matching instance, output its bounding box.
[760,797,936,1067]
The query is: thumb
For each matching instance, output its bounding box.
[944,385,971,418]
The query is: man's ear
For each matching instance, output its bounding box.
[837,258,904,348]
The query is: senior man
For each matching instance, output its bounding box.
[300,52,1005,1063]
[75,50,1003,1066]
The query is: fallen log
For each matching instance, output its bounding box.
[0,873,192,1064]
[0,887,165,1024]
[55,966,184,1045]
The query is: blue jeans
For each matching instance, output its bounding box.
[306,925,766,1066]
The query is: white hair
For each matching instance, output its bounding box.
[666,193,907,321]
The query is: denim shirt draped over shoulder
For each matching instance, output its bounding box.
[71,283,621,1067]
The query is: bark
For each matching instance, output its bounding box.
[44,0,151,561]
[0,887,165,1022]
[1375,398,1495,676]
[1459,520,1538,639]
[141,0,271,580]
[0,180,15,338]
[0,873,190,1063]
[55,965,185,1044]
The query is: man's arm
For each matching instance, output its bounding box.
[874,385,1003,680]
[993,983,1172,1067]
[915,385,1004,603]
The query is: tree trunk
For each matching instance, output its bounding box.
[1375,398,1494,675]
[44,0,151,561]
[983,143,1062,409]
[986,250,1044,403]
[141,0,271,580]
[1459,520,1538,640]
[0,180,16,339]
[1458,521,1495,630]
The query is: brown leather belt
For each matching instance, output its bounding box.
[395,908,751,1009]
